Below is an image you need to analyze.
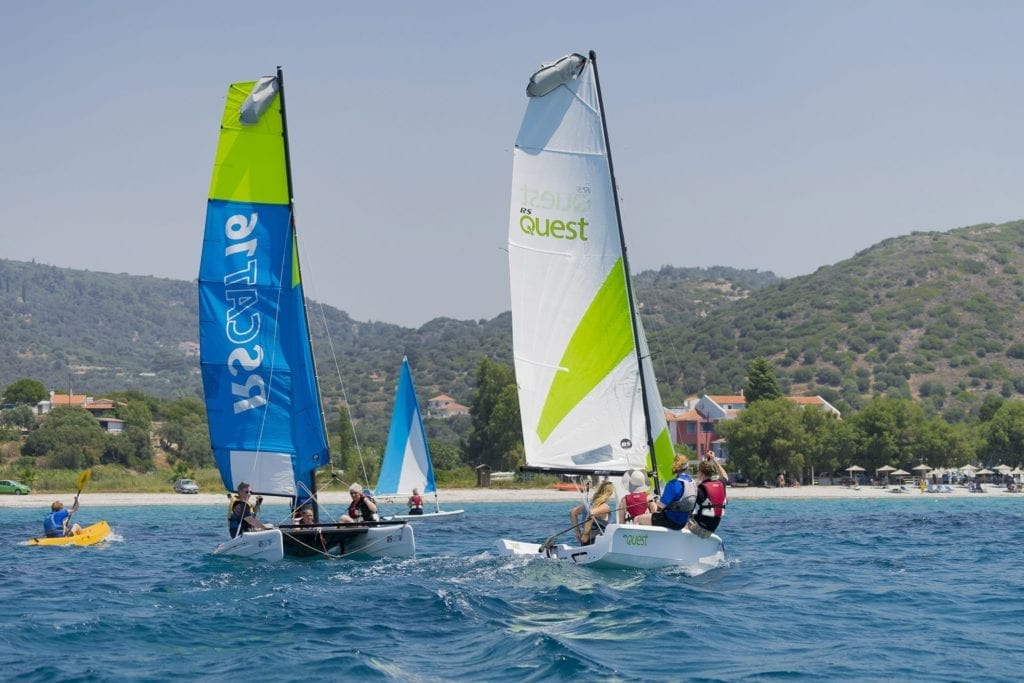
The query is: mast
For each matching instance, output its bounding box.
[588,51,662,494]
[276,66,328,511]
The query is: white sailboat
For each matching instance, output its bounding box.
[375,357,464,522]
[199,69,414,561]
[496,52,725,571]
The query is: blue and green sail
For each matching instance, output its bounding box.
[198,73,328,501]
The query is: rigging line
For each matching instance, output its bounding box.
[300,260,372,486]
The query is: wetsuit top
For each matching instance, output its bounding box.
[694,479,727,532]
[228,497,257,536]
[623,492,650,520]
[660,473,697,526]
[44,509,70,538]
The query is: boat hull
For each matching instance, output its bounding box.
[214,522,415,562]
[380,509,465,523]
[28,521,112,547]
[497,523,724,571]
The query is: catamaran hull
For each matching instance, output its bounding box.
[380,509,465,523]
[214,529,285,562]
[215,523,415,562]
[497,523,725,571]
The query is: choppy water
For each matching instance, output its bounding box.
[2,497,1023,681]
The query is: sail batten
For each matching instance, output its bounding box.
[508,53,673,481]
[199,72,328,501]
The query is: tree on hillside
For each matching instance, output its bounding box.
[466,359,522,470]
[4,378,47,405]
[21,406,107,469]
[982,400,1024,465]
[744,357,782,404]
[717,398,806,484]
[801,406,856,479]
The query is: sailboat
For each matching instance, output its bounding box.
[198,68,414,562]
[495,52,725,571]
[374,357,464,522]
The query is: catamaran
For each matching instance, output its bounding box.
[495,52,725,571]
[199,68,414,562]
[374,357,464,522]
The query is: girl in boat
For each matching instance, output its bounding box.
[570,481,615,545]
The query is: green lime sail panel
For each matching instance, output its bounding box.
[537,260,633,442]
[209,80,289,205]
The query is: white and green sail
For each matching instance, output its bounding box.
[507,52,675,486]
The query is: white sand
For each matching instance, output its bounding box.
[1,483,1018,508]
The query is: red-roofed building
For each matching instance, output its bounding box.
[427,394,469,419]
[666,393,841,460]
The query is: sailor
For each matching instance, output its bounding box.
[618,470,656,524]
[228,482,272,537]
[341,483,378,523]
[407,488,424,516]
[43,500,82,538]
[651,455,697,530]
[687,452,729,538]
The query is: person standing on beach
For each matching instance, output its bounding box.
[687,453,728,538]
[651,455,697,530]
[43,500,82,538]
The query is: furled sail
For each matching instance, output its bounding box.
[376,357,437,497]
[507,53,674,484]
[198,72,328,501]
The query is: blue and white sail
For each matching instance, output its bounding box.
[198,71,328,503]
[376,357,436,497]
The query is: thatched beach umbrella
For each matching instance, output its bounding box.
[876,465,896,485]
[891,469,910,484]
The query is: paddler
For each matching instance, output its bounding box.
[43,500,82,538]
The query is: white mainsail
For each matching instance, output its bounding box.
[507,53,673,479]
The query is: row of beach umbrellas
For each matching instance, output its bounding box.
[845,463,1024,480]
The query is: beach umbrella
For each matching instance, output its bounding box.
[976,468,994,475]
[995,464,1012,474]
[876,465,896,485]
[912,464,932,472]
[961,464,978,473]
[890,469,910,484]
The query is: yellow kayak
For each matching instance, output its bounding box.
[28,521,111,547]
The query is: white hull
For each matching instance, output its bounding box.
[497,522,725,571]
[341,524,416,559]
[214,529,285,562]
[380,509,465,523]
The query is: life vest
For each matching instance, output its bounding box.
[227,495,257,536]
[347,497,378,522]
[665,474,698,513]
[624,491,650,520]
[409,494,423,509]
[43,510,67,538]
[695,479,727,527]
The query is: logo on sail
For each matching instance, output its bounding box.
[516,184,591,242]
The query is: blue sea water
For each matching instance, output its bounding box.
[2,496,1023,682]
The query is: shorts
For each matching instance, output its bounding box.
[685,518,715,538]
[651,512,685,531]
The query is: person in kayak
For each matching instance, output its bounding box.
[43,500,82,538]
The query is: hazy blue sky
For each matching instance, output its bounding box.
[3,2,1022,327]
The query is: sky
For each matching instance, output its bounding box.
[3,2,1023,327]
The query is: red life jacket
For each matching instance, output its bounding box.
[624,491,649,520]
[696,479,727,520]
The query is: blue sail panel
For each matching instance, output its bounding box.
[199,198,328,498]
[376,358,436,496]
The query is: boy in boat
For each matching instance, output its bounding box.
[43,500,82,538]
[686,452,729,538]
[651,455,697,531]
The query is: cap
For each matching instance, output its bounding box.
[627,470,649,493]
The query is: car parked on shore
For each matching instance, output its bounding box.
[0,479,31,495]
[173,478,200,494]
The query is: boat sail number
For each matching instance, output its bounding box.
[222,211,267,415]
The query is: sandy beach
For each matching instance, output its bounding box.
[1,483,1019,508]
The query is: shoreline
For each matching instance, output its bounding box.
[1,484,1019,508]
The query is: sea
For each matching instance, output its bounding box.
[2,496,1022,682]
